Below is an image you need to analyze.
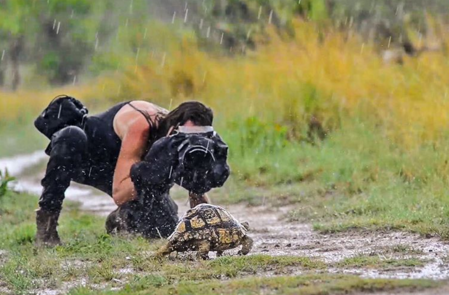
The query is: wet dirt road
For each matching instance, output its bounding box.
[2,152,449,291]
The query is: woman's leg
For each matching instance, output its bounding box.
[106,190,179,238]
[36,126,87,247]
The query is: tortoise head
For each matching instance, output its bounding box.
[241,221,250,231]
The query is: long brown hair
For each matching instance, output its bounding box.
[146,101,214,151]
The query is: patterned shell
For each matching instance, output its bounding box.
[168,204,246,243]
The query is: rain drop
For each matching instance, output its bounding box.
[199,19,204,30]
[57,105,62,119]
[258,6,262,20]
[134,47,140,72]
[268,10,273,24]
[1,50,5,61]
[220,33,224,45]
[72,76,77,85]
[184,9,189,23]
[161,52,167,68]
[172,11,177,24]
[56,22,61,35]
[206,26,211,38]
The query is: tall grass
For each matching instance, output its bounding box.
[2,19,449,236]
[74,20,447,146]
[3,20,448,142]
[3,19,449,179]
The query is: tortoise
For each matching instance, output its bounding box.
[156,203,253,259]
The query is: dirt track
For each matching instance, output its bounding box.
[2,152,449,286]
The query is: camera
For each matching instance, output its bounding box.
[131,127,230,197]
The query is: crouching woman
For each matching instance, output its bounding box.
[34,96,230,246]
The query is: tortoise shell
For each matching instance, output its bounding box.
[168,204,247,246]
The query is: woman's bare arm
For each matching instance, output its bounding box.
[112,118,149,206]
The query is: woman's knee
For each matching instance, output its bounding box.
[50,126,87,156]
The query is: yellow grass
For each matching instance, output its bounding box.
[2,20,449,147]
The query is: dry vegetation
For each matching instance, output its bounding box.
[2,20,449,145]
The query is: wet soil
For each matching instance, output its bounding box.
[2,152,449,294]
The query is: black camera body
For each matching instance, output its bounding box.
[131,127,230,197]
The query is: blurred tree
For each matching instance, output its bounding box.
[0,0,118,88]
[36,0,108,85]
[0,0,38,90]
[0,0,447,89]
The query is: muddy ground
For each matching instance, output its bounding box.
[2,152,449,294]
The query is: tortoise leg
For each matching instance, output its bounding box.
[216,250,224,257]
[196,240,211,260]
[238,236,253,255]
[155,241,174,257]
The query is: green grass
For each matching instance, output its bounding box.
[0,191,440,294]
[3,109,449,239]
[0,119,46,158]
[2,114,449,293]
[209,117,449,239]
[335,255,426,269]
[4,107,449,241]
[0,191,326,294]
[69,274,439,295]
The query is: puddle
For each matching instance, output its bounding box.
[0,151,47,175]
[0,152,117,216]
[227,204,449,280]
[2,151,449,292]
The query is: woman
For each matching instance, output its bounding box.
[34,96,230,246]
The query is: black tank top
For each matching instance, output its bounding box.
[83,101,130,165]
[79,101,157,195]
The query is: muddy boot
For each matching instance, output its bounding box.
[35,208,62,247]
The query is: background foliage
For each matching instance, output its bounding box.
[1,0,449,236]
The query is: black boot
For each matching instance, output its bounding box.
[35,208,62,247]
